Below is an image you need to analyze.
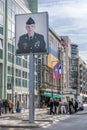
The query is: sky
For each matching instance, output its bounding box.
[38,0,87,63]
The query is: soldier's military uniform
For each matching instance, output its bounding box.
[16,17,47,54]
[16,32,46,54]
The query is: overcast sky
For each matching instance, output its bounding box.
[38,0,87,63]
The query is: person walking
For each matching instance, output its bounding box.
[49,98,54,115]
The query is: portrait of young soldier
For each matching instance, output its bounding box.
[16,17,47,54]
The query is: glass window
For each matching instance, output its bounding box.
[7,76,12,83]
[8,53,12,62]
[0,26,3,35]
[12,32,15,38]
[8,0,12,9]
[8,66,12,75]
[8,20,11,30]
[16,69,21,77]
[0,50,3,59]
[16,78,21,86]
[16,57,21,66]
[23,60,27,68]
[8,30,12,40]
[0,14,3,25]
[12,23,14,33]
[8,43,12,52]
[22,71,27,78]
[15,3,19,14]
[0,39,3,49]
[12,11,15,21]
[8,8,12,18]
[22,79,27,87]
[12,0,15,11]
[0,1,4,12]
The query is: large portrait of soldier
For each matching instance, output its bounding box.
[15,12,49,55]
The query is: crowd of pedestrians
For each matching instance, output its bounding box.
[0,99,13,116]
[48,97,78,115]
[0,99,24,116]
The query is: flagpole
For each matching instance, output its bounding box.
[51,60,59,98]
[58,47,63,101]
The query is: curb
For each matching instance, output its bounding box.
[22,119,53,122]
[75,112,87,115]
[0,124,40,128]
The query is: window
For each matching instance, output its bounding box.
[0,26,3,35]
[0,15,3,25]
[0,1,4,12]
[8,43,12,52]
[22,79,27,87]
[8,8,12,19]
[16,78,21,86]
[8,66,12,75]
[8,53,12,62]
[8,43,14,53]
[8,20,12,30]
[23,59,27,68]
[8,30,12,40]
[12,23,15,33]
[22,71,27,78]
[7,76,12,83]
[0,50,3,59]
[16,69,21,77]
[16,57,21,66]
[0,39,3,49]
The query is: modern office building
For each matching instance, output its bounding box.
[78,57,87,95]
[0,0,38,108]
[70,44,79,96]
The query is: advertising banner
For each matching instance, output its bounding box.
[15,12,49,55]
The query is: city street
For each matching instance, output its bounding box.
[0,104,87,130]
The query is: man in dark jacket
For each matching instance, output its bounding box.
[16,17,47,54]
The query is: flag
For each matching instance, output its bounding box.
[53,63,62,80]
[60,38,68,47]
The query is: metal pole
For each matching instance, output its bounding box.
[61,51,63,100]
[12,38,15,113]
[51,62,53,98]
[29,53,35,123]
[4,0,8,99]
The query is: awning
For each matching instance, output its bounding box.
[42,93,61,99]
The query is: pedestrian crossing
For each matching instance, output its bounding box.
[35,114,70,128]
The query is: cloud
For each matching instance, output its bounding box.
[38,0,87,63]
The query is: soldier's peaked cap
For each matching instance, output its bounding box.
[26,17,35,25]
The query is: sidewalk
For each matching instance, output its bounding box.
[0,108,48,128]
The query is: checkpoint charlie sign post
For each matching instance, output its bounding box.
[15,12,49,123]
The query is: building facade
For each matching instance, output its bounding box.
[78,57,87,95]
[0,0,38,108]
[70,44,79,96]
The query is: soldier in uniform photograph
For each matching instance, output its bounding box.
[16,17,47,54]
